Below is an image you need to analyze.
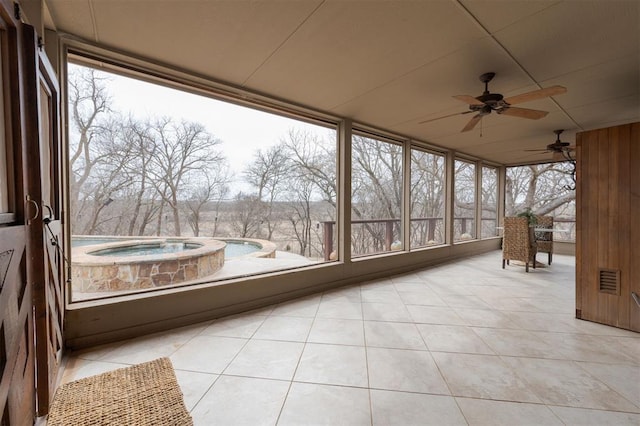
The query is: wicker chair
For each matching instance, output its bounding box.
[535,215,553,265]
[502,216,537,272]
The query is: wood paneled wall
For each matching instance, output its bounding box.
[576,122,640,332]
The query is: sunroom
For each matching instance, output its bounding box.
[1,1,638,424]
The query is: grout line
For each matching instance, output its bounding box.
[273,297,321,425]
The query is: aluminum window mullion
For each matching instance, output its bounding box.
[339,119,352,263]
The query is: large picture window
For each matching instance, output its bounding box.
[453,159,476,242]
[506,163,576,240]
[481,166,497,238]
[67,59,337,301]
[410,147,445,247]
[351,133,403,257]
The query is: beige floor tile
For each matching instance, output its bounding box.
[224,339,304,380]
[506,311,580,332]
[427,283,478,296]
[549,406,640,426]
[362,302,412,322]
[472,328,558,358]
[456,398,562,425]
[278,382,371,426]
[200,313,267,338]
[361,278,396,290]
[294,343,368,387]
[568,318,640,337]
[316,300,363,320]
[603,335,640,364]
[454,307,519,329]
[190,375,289,426]
[364,321,426,350]
[480,296,541,312]
[98,330,196,365]
[169,335,246,374]
[269,295,321,318]
[432,352,540,403]
[173,369,217,411]
[253,315,313,342]
[577,362,640,408]
[393,282,432,292]
[361,289,403,304]
[60,358,130,384]
[517,297,574,314]
[533,331,639,364]
[406,305,467,325]
[371,390,465,425]
[307,318,365,346]
[417,324,494,354]
[398,289,448,306]
[439,294,492,309]
[389,273,426,284]
[321,286,361,302]
[69,341,125,361]
[367,347,449,394]
[502,356,639,412]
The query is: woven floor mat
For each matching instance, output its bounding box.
[47,357,193,425]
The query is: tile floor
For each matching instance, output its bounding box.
[61,251,640,425]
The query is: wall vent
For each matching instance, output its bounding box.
[599,269,620,295]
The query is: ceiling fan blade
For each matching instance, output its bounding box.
[419,110,472,124]
[523,149,550,152]
[453,95,485,106]
[498,107,549,120]
[503,85,567,105]
[461,115,482,132]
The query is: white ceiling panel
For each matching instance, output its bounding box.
[244,1,486,110]
[492,1,639,82]
[459,0,559,33]
[43,0,640,165]
[86,0,321,85]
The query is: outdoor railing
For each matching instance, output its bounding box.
[322,217,487,261]
[321,217,575,260]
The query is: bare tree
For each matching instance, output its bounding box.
[146,118,225,236]
[184,167,230,237]
[285,178,315,256]
[410,149,445,244]
[506,162,575,216]
[67,65,113,232]
[351,135,403,254]
[244,145,289,239]
[229,192,262,238]
[282,128,337,206]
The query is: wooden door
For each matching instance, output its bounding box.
[21,24,65,416]
[0,2,36,425]
[576,122,640,332]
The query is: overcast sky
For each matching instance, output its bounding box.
[90,66,333,192]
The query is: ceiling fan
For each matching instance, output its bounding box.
[525,129,575,160]
[420,72,567,132]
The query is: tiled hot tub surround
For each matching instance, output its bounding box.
[71,237,226,292]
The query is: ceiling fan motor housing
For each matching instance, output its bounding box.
[471,92,507,113]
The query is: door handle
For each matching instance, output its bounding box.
[632,292,640,309]
[43,204,54,224]
[26,195,39,225]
